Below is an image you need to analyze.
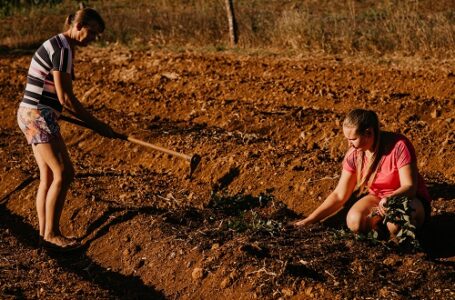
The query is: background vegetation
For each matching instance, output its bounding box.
[0,0,454,57]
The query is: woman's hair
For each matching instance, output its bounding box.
[343,109,383,193]
[63,8,105,32]
[343,109,380,142]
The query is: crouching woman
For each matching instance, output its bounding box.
[294,109,431,237]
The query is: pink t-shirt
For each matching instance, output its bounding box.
[342,132,431,204]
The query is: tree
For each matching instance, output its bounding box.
[225,0,238,47]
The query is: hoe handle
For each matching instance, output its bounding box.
[125,136,191,161]
[60,115,192,161]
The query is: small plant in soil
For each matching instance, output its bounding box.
[382,196,420,249]
[208,191,273,213]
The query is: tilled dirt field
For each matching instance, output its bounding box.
[1,46,454,299]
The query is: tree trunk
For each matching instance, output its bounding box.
[225,0,238,47]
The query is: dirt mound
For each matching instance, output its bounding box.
[1,46,454,299]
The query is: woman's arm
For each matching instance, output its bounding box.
[53,70,114,137]
[378,162,418,215]
[294,169,357,226]
[393,162,418,197]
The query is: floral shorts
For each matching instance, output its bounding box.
[17,106,60,144]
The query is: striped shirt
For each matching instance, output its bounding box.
[20,33,73,114]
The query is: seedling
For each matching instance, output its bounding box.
[382,196,420,249]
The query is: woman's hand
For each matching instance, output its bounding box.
[293,218,312,227]
[378,197,388,216]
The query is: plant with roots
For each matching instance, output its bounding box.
[382,196,420,249]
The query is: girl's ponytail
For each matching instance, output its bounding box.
[62,8,105,33]
[63,14,74,31]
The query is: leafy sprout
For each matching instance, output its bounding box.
[382,196,420,249]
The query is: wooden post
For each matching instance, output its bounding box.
[225,0,238,47]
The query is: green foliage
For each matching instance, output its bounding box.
[248,211,283,234]
[333,228,385,247]
[383,196,420,249]
[226,210,283,235]
[209,192,273,214]
[209,192,283,235]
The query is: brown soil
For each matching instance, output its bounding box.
[1,46,454,299]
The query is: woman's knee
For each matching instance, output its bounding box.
[39,168,53,187]
[346,210,364,233]
[51,164,75,186]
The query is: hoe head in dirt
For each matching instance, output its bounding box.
[60,115,201,178]
[189,154,201,178]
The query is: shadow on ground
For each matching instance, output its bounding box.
[0,205,165,300]
[421,212,455,259]
[428,181,455,201]
[424,182,455,259]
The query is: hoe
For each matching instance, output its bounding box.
[60,115,201,178]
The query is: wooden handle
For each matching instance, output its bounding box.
[126,136,191,161]
[60,115,192,161]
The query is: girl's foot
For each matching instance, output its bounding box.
[43,235,79,250]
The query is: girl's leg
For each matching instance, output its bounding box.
[51,135,74,235]
[32,136,74,246]
[31,145,53,237]
[346,194,381,234]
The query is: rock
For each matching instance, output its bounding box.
[30,249,40,258]
[290,159,301,170]
[382,257,396,266]
[379,287,391,298]
[431,109,441,118]
[134,259,145,269]
[282,288,294,297]
[220,276,232,289]
[192,267,205,280]
[161,72,179,80]
[403,257,414,267]
[305,286,313,297]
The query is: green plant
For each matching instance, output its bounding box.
[225,210,283,235]
[208,192,273,215]
[382,196,420,249]
[249,211,282,235]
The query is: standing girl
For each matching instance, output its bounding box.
[17,8,114,249]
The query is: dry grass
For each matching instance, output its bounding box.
[0,0,454,57]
